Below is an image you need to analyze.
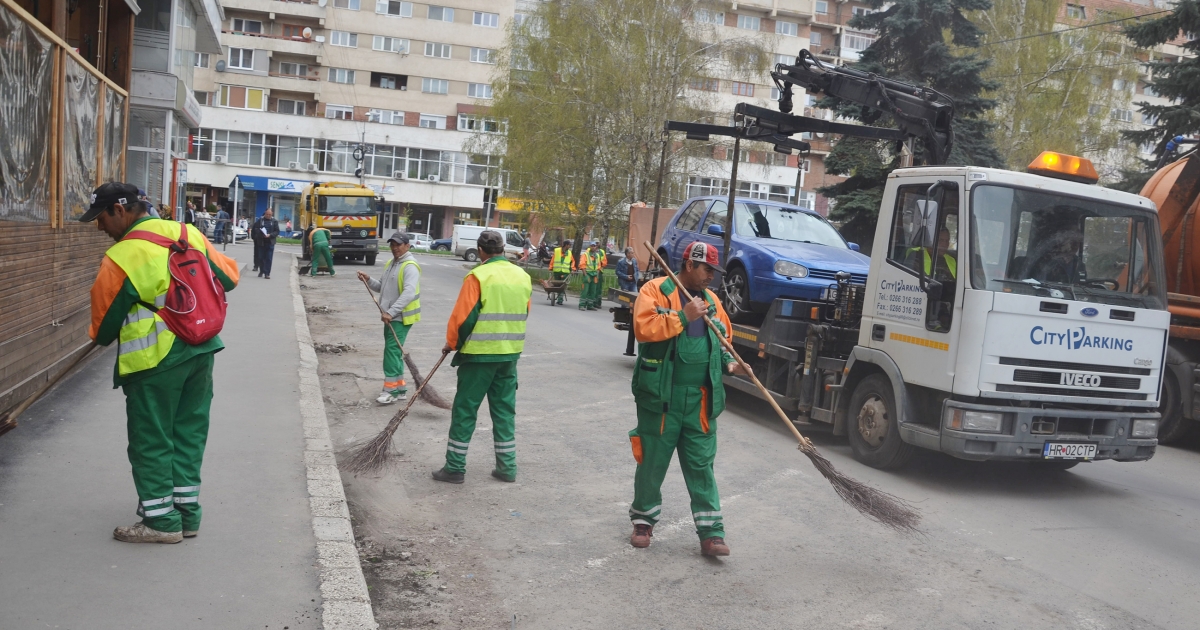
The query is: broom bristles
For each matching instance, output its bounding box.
[344,352,450,475]
[799,442,922,534]
[405,355,451,410]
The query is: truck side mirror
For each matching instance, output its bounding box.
[706,224,724,236]
[847,242,860,252]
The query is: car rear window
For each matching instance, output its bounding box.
[676,199,708,232]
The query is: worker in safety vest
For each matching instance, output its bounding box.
[627,242,751,557]
[433,231,533,484]
[309,226,335,277]
[358,232,421,404]
[549,239,574,305]
[577,241,603,311]
[907,227,956,280]
[82,182,239,544]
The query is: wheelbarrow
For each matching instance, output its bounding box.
[541,275,570,306]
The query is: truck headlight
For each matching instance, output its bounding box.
[1130,419,1158,438]
[774,261,808,278]
[945,408,1004,433]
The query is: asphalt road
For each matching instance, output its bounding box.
[308,251,1200,630]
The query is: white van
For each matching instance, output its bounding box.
[451,225,527,261]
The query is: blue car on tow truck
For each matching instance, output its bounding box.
[655,195,870,322]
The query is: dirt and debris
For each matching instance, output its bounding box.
[307,305,338,314]
[313,342,356,354]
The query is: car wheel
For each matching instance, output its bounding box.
[435,244,448,251]
[1157,369,1194,444]
[847,374,916,469]
[722,267,753,323]
[465,249,479,262]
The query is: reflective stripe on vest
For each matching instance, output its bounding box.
[392,258,423,325]
[583,250,601,272]
[461,260,532,355]
[552,248,573,273]
[106,220,210,375]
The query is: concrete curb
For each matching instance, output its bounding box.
[289,256,378,630]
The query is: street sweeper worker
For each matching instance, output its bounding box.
[549,239,574,306]
[577,241,603,311]
[627,241,750,557]
[433,230,533,484]
[358,232,421,404]
[83,182,239,544]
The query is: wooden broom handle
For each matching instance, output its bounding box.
[361,276,408,355]
[642,242,812,448]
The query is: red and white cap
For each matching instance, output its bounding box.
[684,241,723,271]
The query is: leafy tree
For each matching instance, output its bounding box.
[976,0,1138,174]
[817,0,1003,249]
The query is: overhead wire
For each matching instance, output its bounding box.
[953,8,1170,50]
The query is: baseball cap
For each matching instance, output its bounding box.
[80,182,140,222]
[387,231,410,245]
[684,241,723,272]
[477,230,505,251]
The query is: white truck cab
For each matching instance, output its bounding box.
[844,155,1168,467]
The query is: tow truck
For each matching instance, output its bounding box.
[610,50,1167,469]
[299,182,382,266]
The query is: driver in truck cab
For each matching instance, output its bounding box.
[1027,230,1085,285]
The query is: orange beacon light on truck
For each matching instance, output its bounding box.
[1026,151,1100,184]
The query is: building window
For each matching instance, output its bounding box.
[736,15,760,31]
[777,21,798,36]
[842,32,874,52]
[852,7,874,17]
[334,0,360,9]
[326,104,354,120]
[689,78,720,92]
[375,0,412,17]
[371,72,407,89]
[468,83,493,98]
[774,53,792,65]
[470,47,495,64]
[810,31,822,46]
[458,114,503,133]
[278,62,308,76]
[770,86,781,100]
[228,48,254,70]
[419,114,447,129]
[329,31,357,47]
[373,36,409,53]
[694,8,723,24]
[328,68,355,84]
[193,52,209,68]
[231,19,262,33]
[194,91,210,105]
[1141,112,1157,125]
[1111,109,1133,123]
[369,109,404,125]
[277,99,306,115]
[1066,4,1086,19]
[1144,84,1158,97]
[425,42,451,58]
[815,1,828,14]
[732,81,754,97]
[473,11,499,27]
[428,5,453,21]
[282,24,304,39]
[421,78,449,94]
[217,85,265,110]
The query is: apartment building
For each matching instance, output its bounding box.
[187,0,512,236]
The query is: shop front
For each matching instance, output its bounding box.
[229,175,312,229]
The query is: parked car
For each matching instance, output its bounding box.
[406,232,432,251]
[431,238,452,251]
[656,195,870,322]
[451,225,525,261]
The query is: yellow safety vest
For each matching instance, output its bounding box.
[461,260,533,355]
[105,220,209,376]
[909,247,957,279]
[551,247,574,273]
[385,258,422,325]
[583,250,601,272]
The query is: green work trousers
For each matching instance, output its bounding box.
[311,243,335,276]
[580,270,600,309]
[382,321,411,393]
[122,352,215,533]
[629,384,723,540]
[551,272,569,304]
[444,360,518,477]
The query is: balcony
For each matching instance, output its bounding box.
[223,31,321,60]
[222,0,328,20]
[220,71,321,96]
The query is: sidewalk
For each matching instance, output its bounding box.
[0,244,362,629]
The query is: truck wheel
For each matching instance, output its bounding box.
[847,374,916,469]
[465,249,479,262]
[723,267,753,323]
[365,254,377,266]
[1157,370,1194,444]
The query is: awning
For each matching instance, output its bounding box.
[230,175,312,194]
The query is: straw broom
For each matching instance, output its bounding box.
[345,348,452,474]
[360,277,451,410]
[643,242,922,534]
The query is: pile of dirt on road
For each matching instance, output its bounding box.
[307,305,337,314]
[314,342,356,354]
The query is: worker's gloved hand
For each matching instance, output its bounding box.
[682,296,707,323]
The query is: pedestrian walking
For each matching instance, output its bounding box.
[358,232,421,404]
[432,231,532,484]
[548,239,574,306]
[616,247,639,292]
[80,182,240,543]
[626,241,751,557]
[251,217,263,272]
[214,206,229,243]
[309,226,335,276]
[254,210,280,278]
[577,241,602,311]
[184,201,197,226]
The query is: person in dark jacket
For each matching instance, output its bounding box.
[253,210,280,279]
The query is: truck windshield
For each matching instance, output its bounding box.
[318,195,374,215]
[731,202,847,247]
[969,184,1166,309]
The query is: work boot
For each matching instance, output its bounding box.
[701,536,730,557]
[431,468,465,484]
[630,524,653,548]
[183,530,198,538]
[113,523,183,544]
[491,468,516,483]
[376,391,405,405]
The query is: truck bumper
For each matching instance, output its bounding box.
[927,400,1158,462]
[329,239,378,253]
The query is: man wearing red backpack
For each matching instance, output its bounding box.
[81,182,240,544]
